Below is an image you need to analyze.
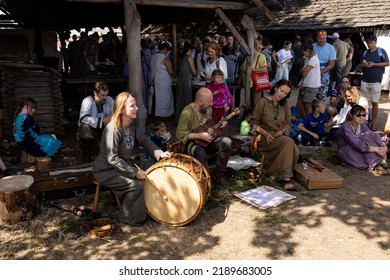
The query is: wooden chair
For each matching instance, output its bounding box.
[92,180,122,212]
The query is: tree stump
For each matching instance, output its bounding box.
[36,157,52,171]
[0,175,38,225]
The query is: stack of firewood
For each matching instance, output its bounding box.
[0,63,65,140]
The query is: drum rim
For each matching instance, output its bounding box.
[0,174,34,192]
[145,153,211,226]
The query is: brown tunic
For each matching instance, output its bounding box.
[252,97,299,181]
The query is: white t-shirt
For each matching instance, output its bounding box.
[302,54,321,88]
[276,49,293,63]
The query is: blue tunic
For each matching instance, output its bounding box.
[14,114,62,157]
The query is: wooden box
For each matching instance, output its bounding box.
[30,163,94,193]
[294,160,344,190]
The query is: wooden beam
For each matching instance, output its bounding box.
[252,0,275,21]
[65,0,250,10]
[240,15,257,106]
[123,0,147,133]
[214,8,250,56]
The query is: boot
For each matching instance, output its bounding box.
[215,170,230,188]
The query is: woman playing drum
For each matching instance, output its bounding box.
[92,92,171,227]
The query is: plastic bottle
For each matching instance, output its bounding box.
[297,134,303,147]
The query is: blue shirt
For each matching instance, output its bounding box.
[302,113,328,135]
[313,43,337,81]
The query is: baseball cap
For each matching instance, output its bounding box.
[291,106,301,118]
[366,34,377,42]
[332,32,340,39]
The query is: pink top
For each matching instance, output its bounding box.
[207,83,233,108]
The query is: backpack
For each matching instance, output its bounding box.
[363,47,385,73]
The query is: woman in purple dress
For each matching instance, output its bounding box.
[337,104,389,175]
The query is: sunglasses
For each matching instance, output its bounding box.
[355,113,367,118]
[317,31,327,35]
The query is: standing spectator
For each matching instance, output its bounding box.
[290,35,304,88]
[331,32,348,89]
[83,32,100,73]
[313,30,336,100]
[207,69,233,125]
[195,37,211,77]
[240,39,268,107]
[357,34,390,131]
[270,41,293,88]
[262,38,274,78]
[203,42,228,83]
[141,36,153,69]
[149,42,176,118]
[342,37,354,76]
[296,42,321,118]
[174,41,198,124]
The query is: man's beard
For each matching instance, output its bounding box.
[199,105,208,115]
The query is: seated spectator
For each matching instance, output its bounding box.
[298,99,336,146]
[327,75,351,117]
[344,86,369,121]
[337,104,389,175]
[149,121,171,152]
[290,106,303,142]
[78,81,114,161]
[240,107,254,135]
[13,97,62,157]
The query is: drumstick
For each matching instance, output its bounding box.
[134,164,168,200]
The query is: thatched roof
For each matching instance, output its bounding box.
[255,0,390,32]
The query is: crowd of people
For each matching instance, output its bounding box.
[3,29,390,228]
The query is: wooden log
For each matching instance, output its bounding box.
[36,157,52,172]
[0,175,38,225]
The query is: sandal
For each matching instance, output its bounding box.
[370,166,388,176]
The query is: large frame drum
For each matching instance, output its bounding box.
[144,153,211,226]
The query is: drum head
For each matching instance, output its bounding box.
[0,175,34,192]
[145,163,206,226]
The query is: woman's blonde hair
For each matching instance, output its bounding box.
[345,86,362,104]
[111,91,134,130]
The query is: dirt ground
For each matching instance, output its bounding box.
[0,89,389,260]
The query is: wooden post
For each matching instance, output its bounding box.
[241,15,257,107]
[123,0,147,134]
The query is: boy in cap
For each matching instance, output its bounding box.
[289,106,303,142]
[358,34,390,131]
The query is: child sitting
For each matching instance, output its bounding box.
[289,106,303,142]
[149,121,171,151]
[240,107,254,135]
[298,99,336,146]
